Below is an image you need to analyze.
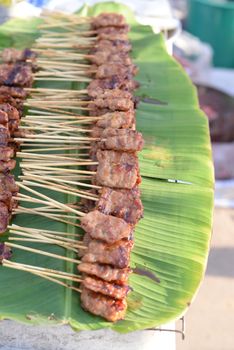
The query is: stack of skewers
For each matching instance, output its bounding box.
[0,12,144,322]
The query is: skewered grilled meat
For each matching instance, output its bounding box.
[91,128,143,152]
[90,126,103,138]
[2,48,37,63]
[96,110,135,129]
[0,243,12,261]
[96,150,140,189]
[92,89,133,100]
[1,174,18,195]
[0,174,18,193]
[89,96,134,112]
[89,107,110,116]
[0,124,9,146]
[78,262,131,285]
[89,51,132,66]
[87,78,139,96]
[93,63,137,79]
[78,233,92,258]
[97,186,143,225]
[0,95,24,111]
[82,239,133,269]
[0,110,8,124]
[8,119,20,134]
[0,147,14,161]
[92,40,132,54]
[0,86,28,99]
[0,176,18,210]
[96,25,129,35]
[99,128,144,152]
[92,13,127,29]
[82,276,131,299]
[0,202,10,234]
[0,64,33,87]
[80,210,132,244]
[0,159,16,172]
[0,104,20,136]
[0,103,20,120]
[81,286,127,322]
[97,33,128,41]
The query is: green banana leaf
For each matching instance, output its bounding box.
[0,2,214,332]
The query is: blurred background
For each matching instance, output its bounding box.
[0,0,233,349]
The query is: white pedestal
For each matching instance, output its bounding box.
[0,320,176,350]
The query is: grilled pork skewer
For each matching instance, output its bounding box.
[0,12,143,323]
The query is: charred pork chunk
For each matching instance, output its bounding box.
[81,239,133,269]
[0,243,12,261]
[0,124,10,146]
[0,64,33,87]
[0,103,20,121]
[87,78,139,97]
[93,63,137,79]
[81,286,127,322]
[80,210,132,244]
[96,25,130,35]
[95,111,135,129]
[89,96,134,112]
[96,150,140,189]
[92,40,132,54]
[78,233,92,258]
[97,186,143,225]
[0,110,8,124]
[89,51,132,66]
[0,86,28,99]
[0,147,14,161]
[82,276,131,299]
[0,174,19,210]
[99,128,144,152]
[91,89,133,100]
[2,48,37,63]
[0,95,24,111]
[0,159,16,172]
[78,263,131,285]
[97,33,128,41]
[91,128,143,152]
[0,104,20,137]
[0,174,18,193]
[0,202,10,234]
[92,13,127,29]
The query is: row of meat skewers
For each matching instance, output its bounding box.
[0,12,144,322]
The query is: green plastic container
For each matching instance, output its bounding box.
[186,0,234,67]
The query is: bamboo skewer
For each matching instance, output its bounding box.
[19,165,96,175]
[16,182,85,217]
[2,260,82,292]
[13,208,81,228]
[20,173,101,190]
[9,228,82,245]
[19,179,98,201]
[26,87,87,93]
[6,243,82,264]
[8,224,81,237]
[17,152,93,162]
